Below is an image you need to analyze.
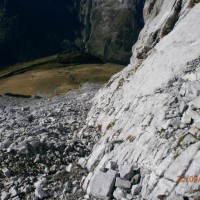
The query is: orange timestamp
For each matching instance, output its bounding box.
[177,176,200,182]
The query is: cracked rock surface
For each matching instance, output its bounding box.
[80,1,200,200]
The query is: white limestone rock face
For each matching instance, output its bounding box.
[82,0,200,199]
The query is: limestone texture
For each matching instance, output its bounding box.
[81,0,200,199]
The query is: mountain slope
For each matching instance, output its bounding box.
[0,0,82,66]
[81,0,145,64]
[81,0,200,199]
[0,0,144,67]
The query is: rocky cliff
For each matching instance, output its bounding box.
[81,0,200,199]
[0,0,82,67]
[0,0,144,67]
[81,0,145,64]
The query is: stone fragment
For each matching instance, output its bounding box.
[182,73,196,81]
[170,118,181,129]
[179,83,186,96]
[1,192,11,200]
[22,185,32,193]
[131,184,142,195]
[131,174,141,185]
[0,139,11,149]
[12,142,29,155]
[189,96,200,109]
[34,178,47,188]
[78,157,87,168]
[115,177,132,189]
[113,187,127,199]
[83,172,93,191]
[88,169,118,199]
[162,120,171,130]
[188,81,200,96]
[119,161,135,180]
[9,187,18,197]
[179,101,188,114]
[179,134,196,146]
[66,163,73,172]
[182,108,200,124]
[28,138,40,149]
[63,182,73,193]
[181,110,192,124]
[2,168,10,178]
[35,187,48,199]
[49,165,56,174]
[126,194,134,199]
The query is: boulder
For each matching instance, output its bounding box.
[113,187,127,200]
[115,177,132,189]
[88,169,118,199]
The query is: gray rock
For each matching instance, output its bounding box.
[1,192,11,200]
[49,165,56,174]
[119,161,135,180]
[9,186,18,197]
[35,187,48,199]
[28,138,40,149]
[0,139,11,149]
[88,169,118,199]
[63,182,73,193]
[131,174,141,185]
[188,81,200,97]
[179,101,188,114]
[34,178,47,188]
[126,194,134,199]
[66,163,73,172]
[113,188,127,200]
[180,81,200,97]
[82,172,93,191]
[179,83,186,96]
[189,96,200,109]
[78,157,87,168]
[131,184,142,195]
[2,168,10,178]
[170,118,181,129]
[115,177,132,189]
[181,111,192,124]
[22,185,32,193]
[12,141,29,155]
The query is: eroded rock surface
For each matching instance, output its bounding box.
[80,1,200,199]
